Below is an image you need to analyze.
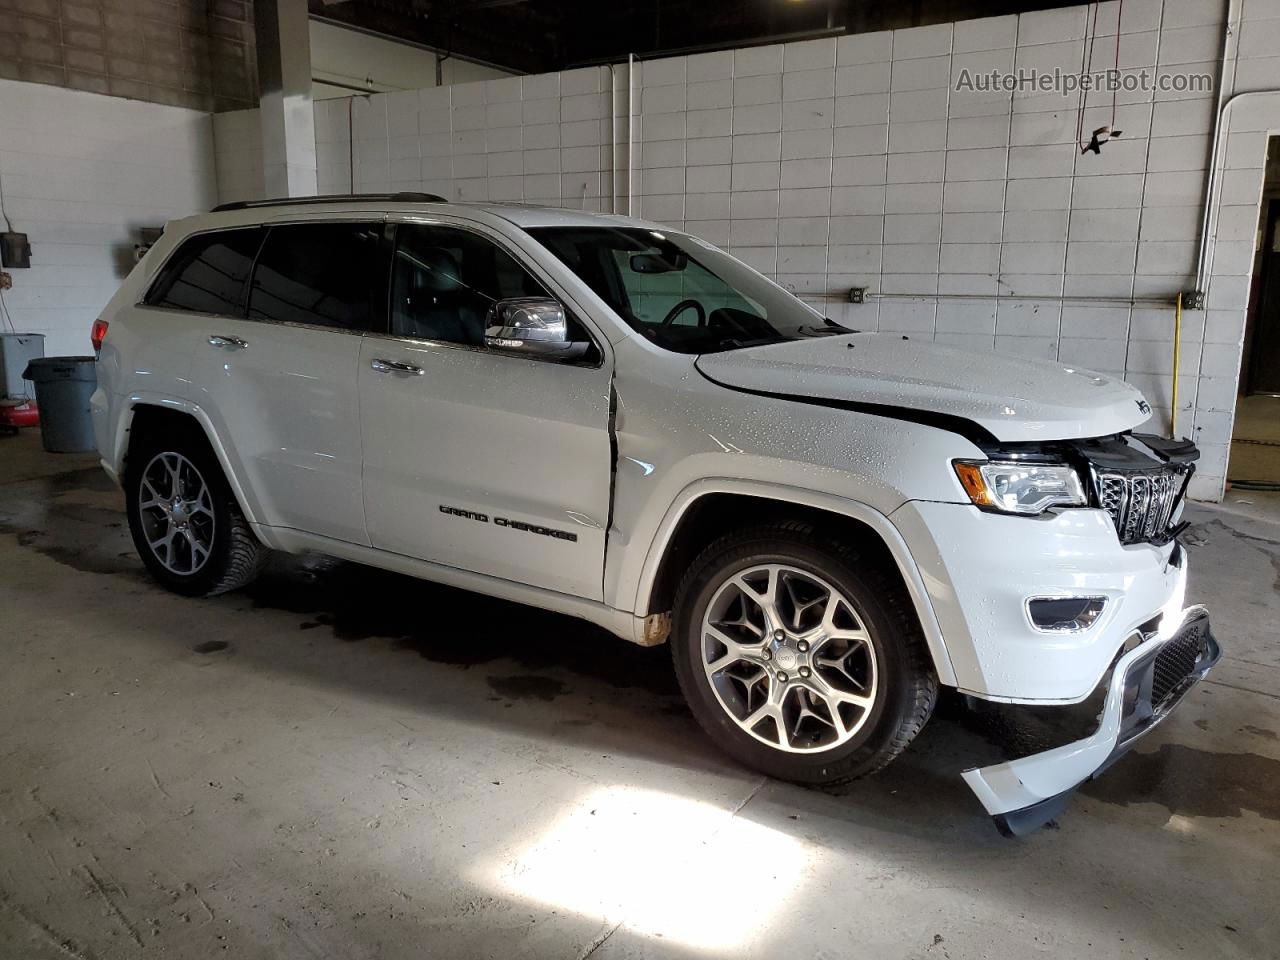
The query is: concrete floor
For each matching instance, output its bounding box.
[1,429,1278,960]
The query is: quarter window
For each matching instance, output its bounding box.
[144,228,264,315]
[389,224,551,346]
[248,222,382,331]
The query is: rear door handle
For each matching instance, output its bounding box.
[371,358,424,376]
[208,335,248,349]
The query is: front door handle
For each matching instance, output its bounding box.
[208,335,248,349]
[371,358,424,376]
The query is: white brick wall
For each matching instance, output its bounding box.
[214,0,1280,501]
[212,110,265,205]
[309,68,624,214]
[0,80,217,359]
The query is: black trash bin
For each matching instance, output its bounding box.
[23,356,98,453]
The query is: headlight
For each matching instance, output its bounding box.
[953,460,1086,515]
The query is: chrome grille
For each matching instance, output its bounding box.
[1095,466,1188,546]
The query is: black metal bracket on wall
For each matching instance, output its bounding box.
[1,232,31,269]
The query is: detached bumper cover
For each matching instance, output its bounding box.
[962,605,1220,836]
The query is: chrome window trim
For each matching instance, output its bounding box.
[144,307,377,342]
[135,303,373,339]
[135,303,249,323]
[361,328,605,370]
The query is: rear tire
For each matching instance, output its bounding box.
[671,521,937,785]
[125,424,266,597]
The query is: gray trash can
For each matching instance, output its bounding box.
[23,357,98,453]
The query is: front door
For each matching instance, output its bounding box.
[185,219,383,545]
[358,220,613,600]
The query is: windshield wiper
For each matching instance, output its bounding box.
[703,335,788,353]
[794,323,848,338]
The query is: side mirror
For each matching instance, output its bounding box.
[484,298,588,359]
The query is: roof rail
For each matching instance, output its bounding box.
[211,192,448,213]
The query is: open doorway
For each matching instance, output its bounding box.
[1230,135,1280,491]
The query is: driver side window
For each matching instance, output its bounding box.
[390,224,548,345]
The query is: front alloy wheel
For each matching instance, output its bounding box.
[672,523,937,785]
[702,564,878,752]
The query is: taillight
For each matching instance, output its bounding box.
[91,318,108,353]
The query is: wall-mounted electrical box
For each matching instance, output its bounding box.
[134,226,164,263]
[1,232,31,269]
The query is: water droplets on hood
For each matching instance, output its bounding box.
[694,333,1149,443]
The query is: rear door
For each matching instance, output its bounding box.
[136,226,265,415]
[185,218,384,545]
[357,217,613,600]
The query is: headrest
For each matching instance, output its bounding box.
[414,247,464,293]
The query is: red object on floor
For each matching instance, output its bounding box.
[0,398,39,430]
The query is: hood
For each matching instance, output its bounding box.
[695,333,1149,443]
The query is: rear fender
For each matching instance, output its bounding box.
[119,396,271,539]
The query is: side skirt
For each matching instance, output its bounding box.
[265,525,645,643]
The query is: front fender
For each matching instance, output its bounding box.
[620,477,958,688]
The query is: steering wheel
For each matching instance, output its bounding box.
[660,299,706,327]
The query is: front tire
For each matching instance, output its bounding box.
[671,522,937,785]
[125,426,266,597]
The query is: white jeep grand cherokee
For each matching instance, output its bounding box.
[90,194,1219,834]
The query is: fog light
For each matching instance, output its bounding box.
[1027,596,1107,632]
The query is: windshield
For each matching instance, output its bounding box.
[527,226,848,354]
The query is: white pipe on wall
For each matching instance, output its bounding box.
[627,53,635,217]
[1198,90,1280,290]
[605,63,617,214]
[1196,0,1242,293]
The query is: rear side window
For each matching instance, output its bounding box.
[248,222,382,331]
[144,228,264,314]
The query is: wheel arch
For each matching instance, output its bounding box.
[631,480,958,687]
[123,400,264,530]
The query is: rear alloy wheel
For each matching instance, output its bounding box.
[125,428,266,597]
[136,452,216,576]
[672,523,937,785]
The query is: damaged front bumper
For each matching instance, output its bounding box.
[962,605,1220,836]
